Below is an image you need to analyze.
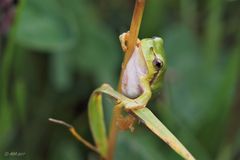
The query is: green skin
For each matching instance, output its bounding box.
[141,37,166,92]
[93,32,167,111]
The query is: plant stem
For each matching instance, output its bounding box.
[107,1,145,159]
[48,118,99,154]
[121,0,145,72]
[107,104,123,160]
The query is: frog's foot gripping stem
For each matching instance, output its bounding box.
[119,31,141,52]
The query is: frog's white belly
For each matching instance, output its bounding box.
[122,47,147,99]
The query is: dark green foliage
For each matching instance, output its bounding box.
[0,0,239,159]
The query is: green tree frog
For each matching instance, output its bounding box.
[87,31,167,133]
[119,31,167,110]
[86,31,168,154]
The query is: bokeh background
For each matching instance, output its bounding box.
[0,0,240,159]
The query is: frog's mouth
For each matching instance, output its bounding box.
[150,70,161,86]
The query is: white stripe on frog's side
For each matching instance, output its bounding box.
[122,46,148,99]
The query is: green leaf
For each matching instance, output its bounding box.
[14,80,27,124]
[88,92,108,158]
[133,108,195,160]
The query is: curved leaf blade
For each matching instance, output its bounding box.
[133,108,195,160]
[88,92,108,158]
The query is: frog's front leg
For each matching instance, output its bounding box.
[119,31,141,52]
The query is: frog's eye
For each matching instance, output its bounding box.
[152,59,163,70]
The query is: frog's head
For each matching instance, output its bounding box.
[141,37,167,91]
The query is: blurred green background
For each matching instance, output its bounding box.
[0,0,240,159]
